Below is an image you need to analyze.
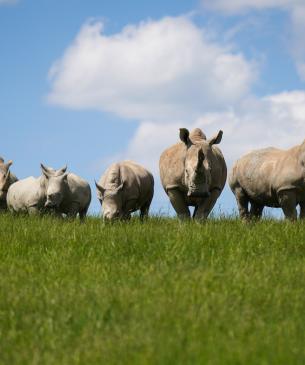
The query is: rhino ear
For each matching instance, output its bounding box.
[0,157,4,163]
[62,172,68,181]
[208,130,223,146]
[4,160,13,171]
[179,128,190,145]
[57,165,67,176]
[95,180,105,196]
[41,163,51,178]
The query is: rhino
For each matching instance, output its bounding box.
[95,160,154,220]
[0,157,18,210]
[7,164,91,220]
[229,140,305,220]
[159,128,227,219]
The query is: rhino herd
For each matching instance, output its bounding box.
[1,127,305,221]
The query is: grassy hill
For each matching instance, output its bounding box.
[0,214,304,364]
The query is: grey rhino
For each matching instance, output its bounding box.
[159,128,227,219]
[229,141,305,220]
[95,160,154,220]
[7,164,91,220]
[0,157,18,210]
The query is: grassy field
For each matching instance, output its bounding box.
[0,214,304,365]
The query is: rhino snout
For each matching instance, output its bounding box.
[45,193,60,208]
[103,210,121,221]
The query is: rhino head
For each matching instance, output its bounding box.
[41,164,68,208]
[0,158,13,202]
[95,181,124,221]
[179,128,223,198]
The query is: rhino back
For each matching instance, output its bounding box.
[159,143,186,192]
[7,176,44,211]
[230,147,304,204]
[64,173,91,209]
[120,161,154,204]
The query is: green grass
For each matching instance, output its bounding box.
[0,214,304,365]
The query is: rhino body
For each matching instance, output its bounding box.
[229,142,305,220]
[7,164,91,220]
[96,160,154,220]
[159,128,227,219]
[0,157,18,210]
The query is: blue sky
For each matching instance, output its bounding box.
[1,0,305,216]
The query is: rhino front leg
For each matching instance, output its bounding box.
[300,202,305,219]
[234,187,249,220]
[249,202,264,220]
[193,189,221,220]
[167,189,190,219]
[66,202,80,219]
[278,190,297,220]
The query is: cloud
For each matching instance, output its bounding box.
[122,91,305,175]
[48,16,256,121]
[202,0,305,82]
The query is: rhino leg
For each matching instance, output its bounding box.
[193,189,221,219]
[79,208,88,222]
[278,190,297,220]
[66,202,80,220]
[299,202,305,219]
[167,189,190,219]
[249,202,264,219]
[234,187,249,220]
[140,199,152,220]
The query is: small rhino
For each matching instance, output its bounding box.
[0,157,18,211]
[159,128,227,219]
[95,160,154,220]
[7,164,91,220]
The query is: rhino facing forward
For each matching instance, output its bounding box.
[95,161,154,220]
[229,141,305,220]
[7,164,91,220]
[159,128,227,219]
[0,157,18,210]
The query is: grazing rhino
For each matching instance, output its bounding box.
[159,128,227,219]
[229,140,305,220]
[7,164,91,220]
[0,157,18,210]
[95,160,154,220]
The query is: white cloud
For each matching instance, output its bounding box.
[122,91,305,175]
[202,0,305,82]
[48,16,256,121]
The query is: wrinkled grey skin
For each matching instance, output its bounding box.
[96,160,154,220]
[159,128,227,219]
[229,140,305,220]
[7,164,91,220]
[0,157,18,211]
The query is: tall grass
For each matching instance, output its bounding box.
[0,214,304,364]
